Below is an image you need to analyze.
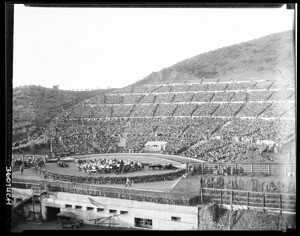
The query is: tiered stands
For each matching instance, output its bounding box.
[174,104,198,117]
[155,104,177,117]
[122,94,143,104]
[193,103,219,116]
[248,90,274,101]
[192,92,214,102]
[112,105,133,117]
[230,91,247,102]
[155,94,175,103]
[212,103,242,117]
[211,92,235,102]
[130,104,156,117]
[173,93,193,103]
[237,102,270,117]
[92,105,112,118]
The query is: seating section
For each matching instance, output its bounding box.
[92,105,112,118]
[193,103,219,116]
[248,90,274,101]
[212,103,242,117]
[189,84,208,92]
[206,83,227,91]
[154,85,172,93]
[155,93,175,103]
[174,104,198,116]
[140,94,156,103]
[105,95,123,104]
[112,105,133,117]
[211,92,235,102]
[132,86,154,93]
[237,103,270,117]
[155,104,177,117]
[122,94,143,104]
[171,84,190,92]
[251,81,273,90]
[268,90,294,102]
[89,95,105,104]
[130,104,156,117]
[230,91,247,102]
[192,92,214,102]
[69,105,92,119]
[173,93,193,103]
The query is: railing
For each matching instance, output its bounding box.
[200,187,296,214]
[187,162,296,176]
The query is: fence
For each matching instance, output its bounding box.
[39,168,186,185]
[12,180,199,206]
[187,162,295,176]
[200,187,296,214]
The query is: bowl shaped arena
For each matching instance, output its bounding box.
[44,153,187,178]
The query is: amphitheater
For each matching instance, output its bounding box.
[11,75,296,230]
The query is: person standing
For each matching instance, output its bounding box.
[125,177,131,187]
[20,162,24,175]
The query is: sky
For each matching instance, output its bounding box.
[13,4,295,90]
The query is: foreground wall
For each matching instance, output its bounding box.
[41,191,198,230]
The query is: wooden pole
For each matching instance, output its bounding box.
[279,194,282,215]
[263,194,265,213]
[247,192,249,210]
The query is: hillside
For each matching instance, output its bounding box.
[133,30,294,86]
[12,85,111,143]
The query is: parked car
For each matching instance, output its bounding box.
[57,211,83,229]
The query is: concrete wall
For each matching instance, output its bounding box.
[41,191,198,230]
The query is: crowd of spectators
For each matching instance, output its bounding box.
[130,104,156,117]
[230,91,247,102]
[248,90,275,101]
[206,83,227,91]
[237,102,270,117]
[171,84,190,92]
[173,93,193,103]
[154,94,175,103]
[193,103,219,116]
[212,103,242,117]
[50,119,125,157]
[251,81,273,90]
[92,105,112,118]
[259,103,288,118]
[105,95,123,104]
[112,105,133,117]
[189,84,208,92]
[268,90,294,102]
[69,105,92,119]
[123,94,143,104]
[154,104,177,117]
[154,85,172,93]
[192,92,214,102]
[139,94,156,103]
[174,104,197,117]
[75,158,143,174]
[211,92,235,102]
[132,86,155,93]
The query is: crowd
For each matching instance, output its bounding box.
[251,81,273,90]
[93,105,112,118]
[130,104,156,117]
[230,91,247,102]
[171,84,190,92]
[173,93,193,102]
[193,103,219,116]
[238,103,270,117]
[105,95,123,104]
[206,83,227,91]
[75,158,143,174]
[212,103,242,117]
[112,105,133,117]
[189,84,208,91]
[154,93,175,103]
[174,104,197,117]
[154,85,172,93]
[155,104,177,116]
[268,90,294,101]
[211,92,235,102]
[192,92,214,102]
[139,94,156,103]
[123,94,143,104]
[49,119,125,157]
[248,90,274,101]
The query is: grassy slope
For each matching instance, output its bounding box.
[133,30,294,86]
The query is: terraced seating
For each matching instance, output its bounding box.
[193,103,219,116]
[174,104,198,116]
[251,81,273,90]
[114,86,133,94]
[88,95,105,104]
[154,85,172,93]
[171,84,190,92]
[139,94,156,103]
[226,82,248,91]
[280,106,295,119]
[192,92,214,102]
[212,103,242,117]
[122,94,142,104]
[189,84,208,92]
[155,104,177,117]
[259,102,294,118]
[69,105,92,119]
[206,83,227,91]
[105,95,123,104]
[92,105,112,118]
[173,93,193,102]
[132,86,154,93]
[230,91,247,102]
[155,93,175,103]
[130,104,156,117]
[112,105,133,117]
[268,90,294,102]
[248,90,274,101]
[237,103,270,117]
[211,92,235,102]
